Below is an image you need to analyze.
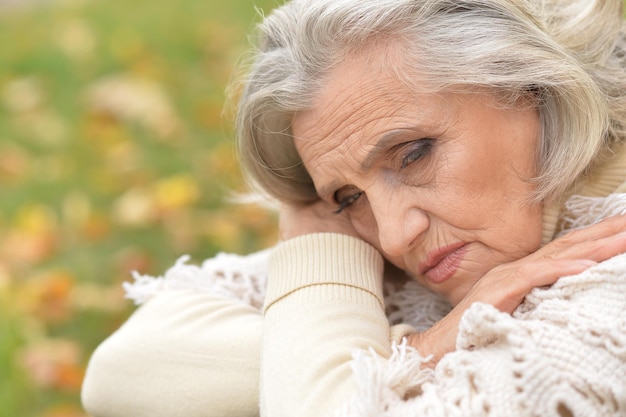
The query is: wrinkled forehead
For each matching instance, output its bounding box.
[291,56,455,193]
[293,48,430,136]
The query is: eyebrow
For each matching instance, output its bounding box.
[316,128,420,199]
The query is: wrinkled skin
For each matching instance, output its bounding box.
[279,50,626,363]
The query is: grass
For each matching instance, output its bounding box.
[0,0,279,415]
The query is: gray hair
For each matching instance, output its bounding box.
[234,0,626,205]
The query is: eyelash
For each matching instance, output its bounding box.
[333,138,435,214]
[400,138,435,168]
[334,191,362,214]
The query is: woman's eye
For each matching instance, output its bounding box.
[401,139,434,168]
[333,190,363,214]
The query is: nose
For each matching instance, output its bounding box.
[368,189,429,257]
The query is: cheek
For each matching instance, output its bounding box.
[348,207,379,245]
[447,140,535,210]
[436,147,543,250]
[345,199,405,264]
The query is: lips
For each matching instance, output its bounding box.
[419,242,467,284]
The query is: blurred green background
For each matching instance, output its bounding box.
[0,0,279,415]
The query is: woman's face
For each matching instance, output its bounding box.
[292,54,545,305]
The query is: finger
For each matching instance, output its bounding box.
[541,231,626,263]
[551,214,626,248]
[471,258,597,313]
[508,258,597,287]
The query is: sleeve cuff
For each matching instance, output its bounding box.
[264,233,384,312]
[389,323,417,345]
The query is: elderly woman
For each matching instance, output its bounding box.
[82,0,626,416]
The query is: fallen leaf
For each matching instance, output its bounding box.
[0,229,58,267]
[55,18,96,60]
[85,74,181,138]
[112,187,158,227]
[18,338,83,392]
[2,77,44,113]
[18,270,75,324]
[71,283,126,312]
[153,174,200,212]
[0,144,31,183]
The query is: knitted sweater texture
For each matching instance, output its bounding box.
[337,252,626,416]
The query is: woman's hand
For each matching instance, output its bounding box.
[407,214,626,365]
[278,200,360,241]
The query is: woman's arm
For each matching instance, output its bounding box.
[82,289,262,417]
[261,233,389,417]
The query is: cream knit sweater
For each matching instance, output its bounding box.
[82,147,626,417]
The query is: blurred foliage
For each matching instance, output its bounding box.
[0,0,279,415]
